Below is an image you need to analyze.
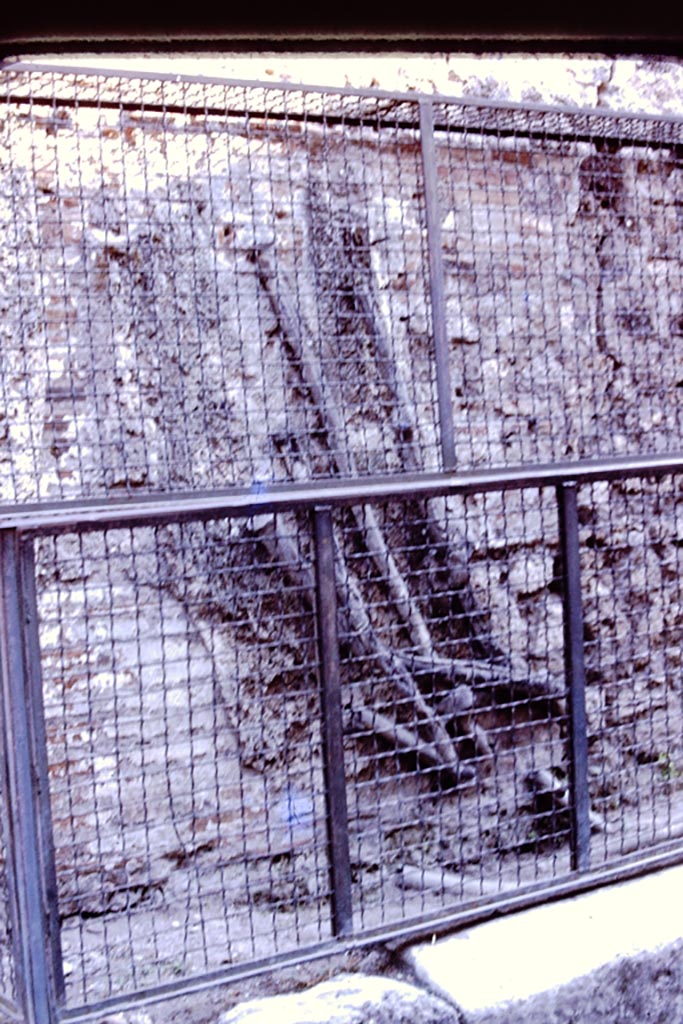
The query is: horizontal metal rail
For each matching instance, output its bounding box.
[1,450,683,537]
[5,58,683,133]
[5,60,683,148]
[2,451,682,1022]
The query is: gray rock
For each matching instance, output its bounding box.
[217,973,460,1024]
[504,943,683,1024]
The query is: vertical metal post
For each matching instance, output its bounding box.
[312,506,353,937]
[419,99,456,471]
[556,483,592,872]
[0,530,59,1023]
[19,540,65,1007]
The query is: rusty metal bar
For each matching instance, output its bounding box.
[557,482,592,873]
[2,450,683,537]
[419,99,456,471]
[18,539,65,1007]
[0,530,59,1023]
[0,634,22,1022]
[6,60,683,147]
[313,505,353,937]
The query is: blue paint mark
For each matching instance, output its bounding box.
[277,785,314,830]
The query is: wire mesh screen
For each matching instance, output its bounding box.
[31,487,581,1007]
[579,475,683,863]
[35,516,330,1006]
[0,66,438,503]
[434,111,683,467]
[335,489,575,928]
[2,64,683,1020]
[17,475,683,1013]
[3,67,683,504]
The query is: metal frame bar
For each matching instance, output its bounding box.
[419,100,456,471]
[0,609,23,1023]
[3,87,679,152]
[2,450,683,537]
[18,540,65,1007]
[557,483,592,872]
[313,506,353,937]
[0,530,59,1024]
[6,59,683,144]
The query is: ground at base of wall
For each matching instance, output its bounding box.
[106,946,404,1024]
[100,863,683,1024]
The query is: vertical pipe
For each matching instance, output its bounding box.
[312,506,353,937]
[0,529,58,1023]
[19,540,65,1005]
[419,99,456,471]
[0,590,23,1021]
[556,483,592,872]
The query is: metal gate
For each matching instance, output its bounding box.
[1,61,683,1022]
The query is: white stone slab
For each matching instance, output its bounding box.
[406,864,683,1023]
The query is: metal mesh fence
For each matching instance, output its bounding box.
[35,517,330,1005]
[579,474,683,864]
[435,115,683,468]
[336,489,572,929]
[2,67,683,504]
[0,66,439,503]
[12,470,683,1015]
[31,490,573,1006]
[31,476,683,1010]
[1,63,683,1020]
